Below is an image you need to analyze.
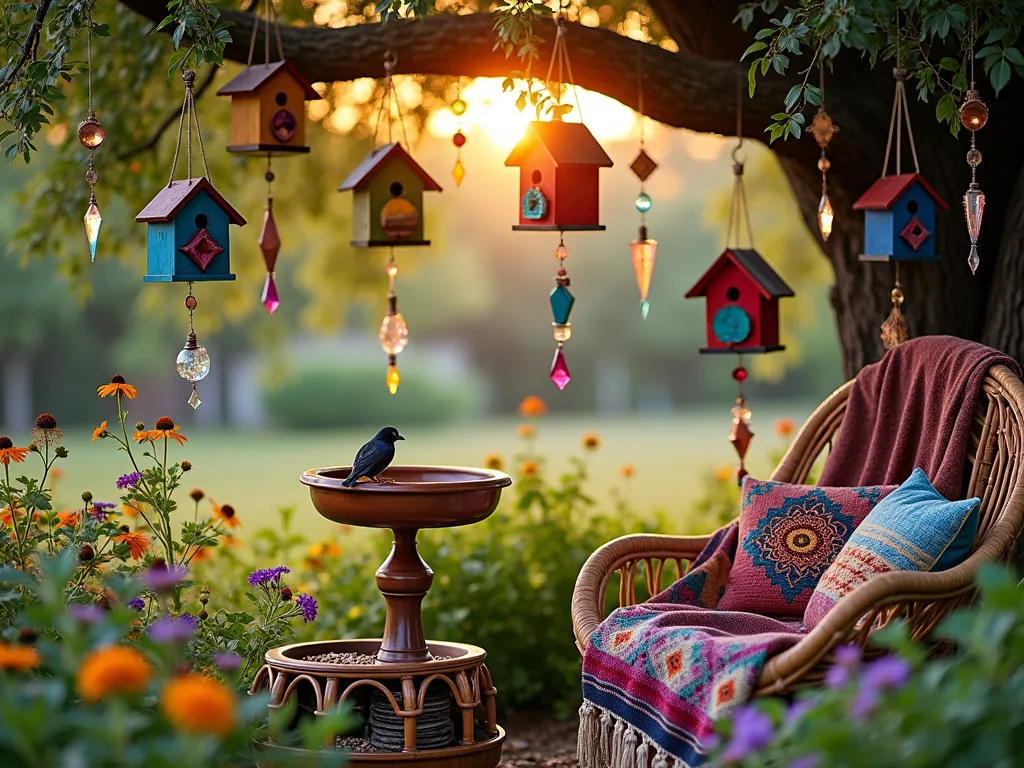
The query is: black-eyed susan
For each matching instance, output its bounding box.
[162,674,237,736]
[211,500,240,529]
[147,417,187,446]
[77,646,151,702]
[91,421,108,441]
[97,374,138,400]
[483,453,504,470]
[0,437,27,466]
[115,529,151,560]
[0,642,40,671]
[582,432,601,451]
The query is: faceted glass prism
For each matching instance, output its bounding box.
[549,284,575,325]
[817,193,834,242]
[176,345,211,383]
[259,202,281,272]
[188,389,202,410]
[629,149,658,182]
[379,312,409,356]
[84,202,102,263]
[641,300,650,319]
[550,348,571,390]
[968,244,980,275]
[964,185,985,241]
[728,417,753,461]
[630,238,657,306]
[452,159,465,187]
[262,273,280,314]
[386,364,401,395]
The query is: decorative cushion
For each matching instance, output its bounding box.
[804,467,980,629]
[718,477,897,618]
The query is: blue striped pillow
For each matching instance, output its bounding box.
[804,468,979,629]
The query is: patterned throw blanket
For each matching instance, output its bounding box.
[579,523,805,768]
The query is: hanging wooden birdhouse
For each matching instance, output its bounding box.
[504,121,613,231]
[854,173,949,262]
[217,61,321,155]
[685,248,794,353]
[136,177,246,282]
[339,143,442,247]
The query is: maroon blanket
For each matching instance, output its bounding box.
[818,336,1020,499]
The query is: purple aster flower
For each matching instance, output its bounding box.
[141,564,187,592]
[850,687,879,720]
[117,472,142,490]
[247,565,291,588]
[215,651,242,672]
[296,593,318,623]
[148,615,198,643]
[89,501,117,520]
[789,756,819,768]
[863,656,911,692]
[127,596,146,612]
[825,643,862,688]
[721,705,773,762]
[69,604,106,624]
[784,700,814,728]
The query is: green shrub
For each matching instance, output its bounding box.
[710,564,1024,768]
[261,360,484,429]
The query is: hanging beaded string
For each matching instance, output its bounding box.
[182,283,202,406]
[810,65,839,241]
[959,17,988,275]
[79,6,105,263]
[167,69,212,185]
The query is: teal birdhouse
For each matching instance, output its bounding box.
[136,177,246,282]
[853,173,949,262]
[339,143,442,248]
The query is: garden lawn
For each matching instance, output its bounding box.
[54,402,814,540]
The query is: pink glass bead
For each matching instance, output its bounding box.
[262,273,280,315]
[550,348,571,390]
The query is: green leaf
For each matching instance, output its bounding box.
[1005,47,1024,66]
[991,59,1011,94]
[742,41,768,60]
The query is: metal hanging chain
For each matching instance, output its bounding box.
[247,0,285,66]
[167,69,212,185]
[725,75,754,249]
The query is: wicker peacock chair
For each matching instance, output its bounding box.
[571,364,1024,695]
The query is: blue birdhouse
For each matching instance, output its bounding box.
[853,173,949,262]
[136,177,246,282]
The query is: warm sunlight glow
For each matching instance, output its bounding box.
[427,78,639,150]
[682,132,729,162]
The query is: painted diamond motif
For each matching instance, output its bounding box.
[899,215,930,251]
[180,229,224,272]
[630,149,658,182]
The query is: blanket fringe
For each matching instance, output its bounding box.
[579,705,695,768]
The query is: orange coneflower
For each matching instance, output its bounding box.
[582,432,601,451]
[620,464,636,479]
[0,437,28,466]
[519,461,538,477]
[517,424,535,439]
[92,421,108,442]
[188,546,212,563]
[97,374,138,400]
[115,529,151,560]
[56,511,79,528]
[517,396,548,418]
[210,500,240,529]
[147,417,187,446]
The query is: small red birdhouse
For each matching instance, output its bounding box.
[217,61,321,154]
[504,121,613,231]
[685,248,794,353]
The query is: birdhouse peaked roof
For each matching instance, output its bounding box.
[852,172,950,211]
[216,61,321,100]
[504,121,614,168]
[136,177,247,225]
[338,143,443,192]
[685,248,794,300]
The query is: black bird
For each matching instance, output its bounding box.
[341,427,405,487]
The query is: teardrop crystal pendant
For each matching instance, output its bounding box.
[259,198,281,273]
[386,363,401,395]
[629,231,657,320]
[817,193,834,241]
[550,346,571,390]
[964,184,985,274]
[188,387,202,410]
[452,159,465,187]
[379,312,409,355]
[261,273,280,314]
[84,199,102,263]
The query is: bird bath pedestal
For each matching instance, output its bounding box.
[252,466,512,767]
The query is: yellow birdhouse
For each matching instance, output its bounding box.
[217,61,321,155]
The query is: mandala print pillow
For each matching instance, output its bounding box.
[717,477,897,618]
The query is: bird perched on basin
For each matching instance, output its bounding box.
[341,427,405,487]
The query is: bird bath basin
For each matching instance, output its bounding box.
[300,466,511,664]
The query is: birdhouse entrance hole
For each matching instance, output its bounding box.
[390,182,404,197]
[531,170,542,184]
[726,287,740,301]
[275,92,288,106]
[195,214,209,228]
[907,200,919,214]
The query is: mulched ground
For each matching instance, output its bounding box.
[498,712,579,768]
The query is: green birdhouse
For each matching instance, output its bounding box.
[339,143,442,247]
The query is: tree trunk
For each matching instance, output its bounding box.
[119,0,1024,375]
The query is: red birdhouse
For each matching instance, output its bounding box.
[504,121,613,231]
[685,248,794,353]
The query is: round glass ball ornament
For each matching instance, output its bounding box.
[635,192,652,213]
[176,345,211,383]
[451,99,467,117]
[959,91,989,131]
[77,117,105,149]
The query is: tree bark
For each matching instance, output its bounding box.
[119,0,1024,375]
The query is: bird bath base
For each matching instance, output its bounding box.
[252,467,511,763]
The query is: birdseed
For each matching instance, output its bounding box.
[303,652,453,665]
[335,735,385,752]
